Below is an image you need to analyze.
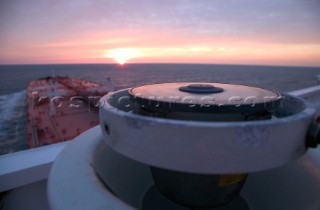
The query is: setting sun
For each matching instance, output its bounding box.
[105,48,140,65]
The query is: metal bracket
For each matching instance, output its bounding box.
[306,122,320,148]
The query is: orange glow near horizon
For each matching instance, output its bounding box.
[1,26,319,66]
[1,33,320,66]
[97,41,320,66]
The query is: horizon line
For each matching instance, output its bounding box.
[0,62,319,68]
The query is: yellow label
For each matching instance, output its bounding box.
[217,174,247,187]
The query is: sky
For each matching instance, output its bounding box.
[0,0,320,66]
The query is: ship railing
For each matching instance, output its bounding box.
[0,141,69,192]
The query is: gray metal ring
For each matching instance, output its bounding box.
[99,89,316,174]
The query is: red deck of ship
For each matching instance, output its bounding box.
[26,77,108,148]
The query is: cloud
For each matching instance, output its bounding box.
[0,0,319,65]
[1,0,319,44]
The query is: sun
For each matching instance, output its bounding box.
[106,48,139,65]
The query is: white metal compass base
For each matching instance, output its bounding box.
[47,126,320,210]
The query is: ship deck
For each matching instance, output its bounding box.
[26,77,108,147]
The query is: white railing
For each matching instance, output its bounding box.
[0,141,69,192]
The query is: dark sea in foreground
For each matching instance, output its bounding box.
[0,63,320,154]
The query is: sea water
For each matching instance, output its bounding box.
[0,64,320,154]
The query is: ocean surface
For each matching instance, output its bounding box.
[1,63,320,154]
